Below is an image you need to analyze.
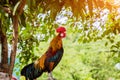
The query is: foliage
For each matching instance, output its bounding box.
[66,8,120,43]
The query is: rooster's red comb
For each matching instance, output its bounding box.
[56,26,66,33]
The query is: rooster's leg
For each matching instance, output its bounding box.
[48,72,56,80]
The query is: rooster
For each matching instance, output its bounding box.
[21,27,66,80]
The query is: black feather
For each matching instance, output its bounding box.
[21,63,43,80]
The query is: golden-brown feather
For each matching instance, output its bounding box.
[34,54,46,70]
[50,35,62,52]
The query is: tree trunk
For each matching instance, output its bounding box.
[8,0,26,79]
[8,15,19,79]
[0,19,9,73]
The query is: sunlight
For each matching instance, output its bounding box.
[107,0,120,5]
[114,0,120,4]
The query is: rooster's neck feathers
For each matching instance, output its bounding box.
[50,34,62,52]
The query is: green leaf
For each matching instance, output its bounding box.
[105,42,108,46]
[16,72,19,76]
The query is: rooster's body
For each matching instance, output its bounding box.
[21,27,66,80]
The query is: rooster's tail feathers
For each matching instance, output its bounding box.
[21,63,43,80]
